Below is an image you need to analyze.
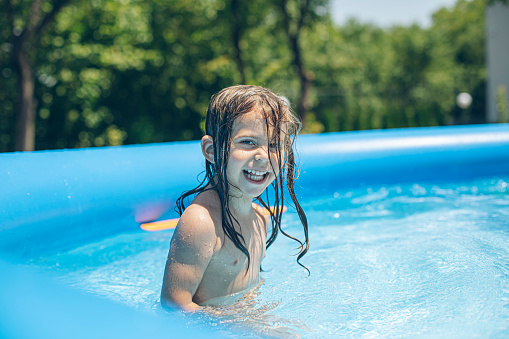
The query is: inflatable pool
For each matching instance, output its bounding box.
[1,124,509,338]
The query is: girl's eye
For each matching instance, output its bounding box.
[241,139,256,146]
[269,141,278,149]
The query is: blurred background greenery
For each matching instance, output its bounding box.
[0,0,507,152]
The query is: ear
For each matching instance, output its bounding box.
[201,135,214,163]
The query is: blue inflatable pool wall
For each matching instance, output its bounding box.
[1,124,509,338]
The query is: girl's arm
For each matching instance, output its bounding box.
[160,204,217,311]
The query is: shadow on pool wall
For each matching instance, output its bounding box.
[1,124,509,338]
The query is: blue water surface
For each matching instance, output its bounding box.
[30,177,509,338]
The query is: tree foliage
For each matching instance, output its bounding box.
[0,0,496,152]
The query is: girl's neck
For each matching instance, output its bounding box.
[228,194,254,219]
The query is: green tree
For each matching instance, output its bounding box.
[275,0,328,123]
[430,0,488,124]
[305,0,490,132]
[4,0,71,151]
[0,0,497,152]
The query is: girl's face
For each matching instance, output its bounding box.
[226,108,281,200]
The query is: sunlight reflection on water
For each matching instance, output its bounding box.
[32,177,509,338]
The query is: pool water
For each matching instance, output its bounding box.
[30,177,509,338]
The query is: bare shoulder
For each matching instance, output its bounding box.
[176,189,222,251]
[161,189,222,309]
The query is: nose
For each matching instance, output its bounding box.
[254,146,269,163]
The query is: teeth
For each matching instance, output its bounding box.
[244,169,267,182]
[245,169,267,176]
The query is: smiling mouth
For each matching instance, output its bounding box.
[243,169,269,183]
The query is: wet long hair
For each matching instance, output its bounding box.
[175,85,309,274]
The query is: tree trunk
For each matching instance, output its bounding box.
[13,43,37,152]
[230,0,247,84]
[8,0,70,152]
[278,0,313,123]
[289,32,312,122]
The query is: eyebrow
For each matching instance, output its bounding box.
[233,126,278,141]
[234,133,263,141]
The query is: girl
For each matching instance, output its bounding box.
[160,85,309,311]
